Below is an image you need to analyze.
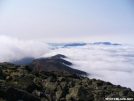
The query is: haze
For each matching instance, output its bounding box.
[0,0,134,44]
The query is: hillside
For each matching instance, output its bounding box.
[28,54,87,76]
[0,62,134,101]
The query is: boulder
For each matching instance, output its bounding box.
[33,77,42,89]
[56,86,65,100]
[66,85,93,101]
[0,62,134,101]
[44,82,58,91]
[18,76,36,93]
[5,87,40,101]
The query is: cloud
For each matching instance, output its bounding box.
[0,35,51,63]
[42,44,134,90]
[1,36,134,91]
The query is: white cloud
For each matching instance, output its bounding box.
[42,44,134,90]
[1,36,134,91]
[0,35,51,63]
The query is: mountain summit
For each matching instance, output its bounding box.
[0,62,134,101]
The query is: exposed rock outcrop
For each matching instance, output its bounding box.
[0,62,134,101]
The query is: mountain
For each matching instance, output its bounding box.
[28,54,87,76]
[93,42,121,45]
[48,43,87,47]
[0,62,134,101]
[49,42,121,48]
[63,43,86,47]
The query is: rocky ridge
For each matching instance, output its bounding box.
[0,62,134,101]
[28,54,87,76]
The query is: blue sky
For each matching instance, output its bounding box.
[0,0,134,44]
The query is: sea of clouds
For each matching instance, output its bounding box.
[0,35,51,63]
[0,35,134,91]
[42,44,134,90]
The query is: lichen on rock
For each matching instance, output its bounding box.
[0,62,134,101]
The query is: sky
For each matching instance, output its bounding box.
[0,0,134,44]
[0,0,134,91]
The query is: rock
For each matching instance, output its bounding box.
[33,77,42,89]
[74,79,82,85]
[6,66,17,70]
[106,81,112,85]
[46,76,55,82]
[119,89,129,96]
[25,65,32,72]
[38,72,48,79]
[0,98,7,101]
[45,88,55,101]
[92,80,104,87]
[0,66,5,75]
[58,77,65,82]
[44,82,58,91]
[66,85,86,101]
[53,71,63,77]
[41,98,49,101]
[18,76,36,93]
[60,82,67,89]
[6,76,12,81]
[0,70,2,76]
[32,90,41,97]
[56,87,65,100]
[5,87,40,101]
[63,71,74,77]
[12,75,19,82]
[0,62,134,101]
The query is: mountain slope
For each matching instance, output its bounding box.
[0,63,134,101]
[28,54,87,76]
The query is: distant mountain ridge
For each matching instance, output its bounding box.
[49,42,121,47]
[93,42,121,45]
[64,43,86,47]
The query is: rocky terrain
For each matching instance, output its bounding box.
[0,62,134,101]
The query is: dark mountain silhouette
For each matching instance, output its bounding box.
[28,54,87,76]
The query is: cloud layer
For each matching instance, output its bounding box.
[0,35,51,63]
[1,36,134,91]
[42,44,134,90]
